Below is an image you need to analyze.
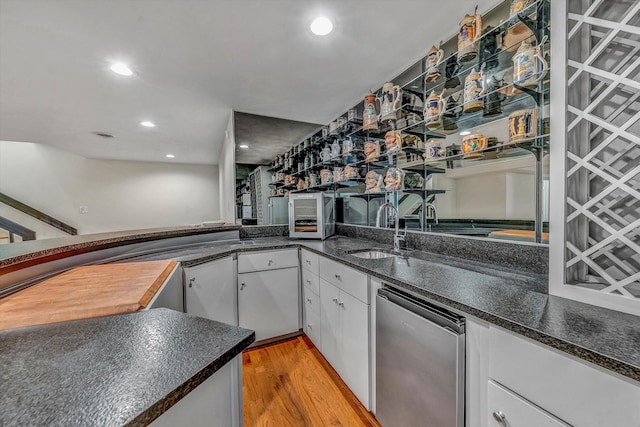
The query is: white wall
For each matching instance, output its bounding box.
[218,111,236,223]
[0,140,220,236]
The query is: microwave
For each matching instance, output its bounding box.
[288,193,335,240]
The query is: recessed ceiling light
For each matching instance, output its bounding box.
[310,16,333,36]
[239,144,249,149]
[165,154,175,158]
[459,131,471,136]
[110,62,133,76]
[140,121,156,128]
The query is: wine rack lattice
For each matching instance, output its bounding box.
[565,0,640,300]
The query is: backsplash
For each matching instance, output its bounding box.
[336,223,549,276]
[240,225,289,239]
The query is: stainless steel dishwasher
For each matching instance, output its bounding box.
[376,285,465,427]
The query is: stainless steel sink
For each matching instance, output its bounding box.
[348,249,400,259]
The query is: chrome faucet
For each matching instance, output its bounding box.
[422,202,438,232]
[376,202,403,253]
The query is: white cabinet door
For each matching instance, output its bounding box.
[320,278,341,370]
[184,257,236,325]
[304,302,322,350]
[237,249,298,273]
[339,289,370,409]
[487,381,569,427]
[238,267,299,342]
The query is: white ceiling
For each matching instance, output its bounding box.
[0,0,499,165]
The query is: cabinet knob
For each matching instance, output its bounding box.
[338,301,344,307]
[306,280,312,285]
[268,259,274,266]
[306,259,311,265]
[240,283,246,290]
[307,298,312,303]
[334,274,341,280]
[188,277,195,288]
[332,297,339,304]
[307,324,313,330]
[492,411,506,426]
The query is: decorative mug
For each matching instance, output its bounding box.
[483,73,506,118]
[320,168,333,184]
[377,82,402,122]
[365,170,383,194]
[463,67,485,113]
[309,173,319,187]
[423,139,445,162]
[333,167,344,182]
[479,26,502,71]
[297,178,306,190]
[457,12,483,63]
[363,93,378,131]
[424,89,447,129]
[509,109,538,143]
[330,139,341,159]
[329,120,339,135]
[344,165,359,180]
[384,168,403,192]
[513,36,548,88]
[442,95,461,130]
[384,130,403,153]
[321,127,329,137]
[462,134,489,158]
[444,55,461,89]
[402,134,422,149]
[321,144,331,162]
[424,45,444,83]
[364,140,381,163]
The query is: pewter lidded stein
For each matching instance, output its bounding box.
[457,10,482,63]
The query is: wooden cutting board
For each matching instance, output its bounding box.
[0,259,177,331]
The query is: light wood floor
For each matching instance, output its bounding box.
[243,335,381,427]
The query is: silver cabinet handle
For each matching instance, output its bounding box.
[338,301,344,307]
[332,297,338,303]
[492,411,506,426]
[334,274,341,280]
[306,298,312,303]
[306,259,311,265]
[240,283,246,291]
[307,324,313,330]
[268,259,274,266]
[188,277,195,288]
[306,280,312,285]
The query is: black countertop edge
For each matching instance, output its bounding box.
[150,238,640,384]
[0,225,240,270]
[128,330,255,427]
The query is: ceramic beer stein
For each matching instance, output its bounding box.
[444,55,461,89]
[365,170,383,194]
[462,134,489,158]
[513,37,548,88]
[377,82,402,122]
[320,168,333,184]
[423,139,445,162]
[424,45,445,83]
[509,109,538,143]
[344,165,359,180]
[363,93,379,131]
[442,95,461,131]
[384,130,403,153]
[463,67,485,113]
[309,173,319,187]
[330,139,341,159]
[333,167,344,183]
[457,11,482,63]
[321,143,331,162]
[384,168,403,192]
[423,89,447,129]
[483,73,506,118]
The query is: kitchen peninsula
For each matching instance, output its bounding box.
[1,225,639,426]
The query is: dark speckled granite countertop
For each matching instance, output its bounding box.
[0,308,254,427]
[129,236,640,384]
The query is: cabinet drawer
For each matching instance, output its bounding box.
[319,257,368,304]
[304,304,321,350]
[489,326,640,426]
[487,380,569,427]
[301,249,319,275]
[303,284,320,316]
[301,268,320,296]
[238,249,298,273]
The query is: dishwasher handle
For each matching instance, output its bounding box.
[378,286,465,334]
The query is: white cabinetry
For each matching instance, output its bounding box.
[237,249,300,343]
[183,256,237,325]
[150,356,242,427]
[318,258,371,410]
[488,326,640,427]
[301,249,321,349]
[147,264,183,312]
